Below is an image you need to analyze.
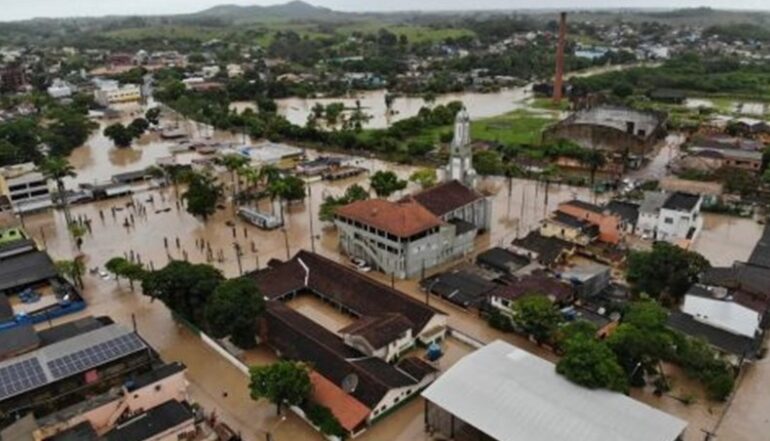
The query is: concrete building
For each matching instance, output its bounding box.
[681,137,763,174]
[335,179,490,279]
[47,79,74,99]
[445,107,477,188]
[93,80,141,107]
[422,340,687,441]
[542,105,667,155]
[540,211,600,246]
[558,199,624,245]
[638,191,703,244]
[0,163,53,214]
[224,141,305,169]
[335,198,475,279]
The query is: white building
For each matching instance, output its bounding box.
[47,79,73,99]
[423,340,687,441]
[93,80,141,106]
[683,290,762,339]
[0,162,53,213]
[638,191,703,243]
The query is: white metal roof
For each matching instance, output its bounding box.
[683,294,760,338]
[422,340,687,441]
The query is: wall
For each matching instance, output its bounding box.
[558,203,623,245]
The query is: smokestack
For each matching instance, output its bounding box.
[553,11,567,104]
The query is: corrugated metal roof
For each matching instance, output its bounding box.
[683,294,760,338]
[422,340,687,441]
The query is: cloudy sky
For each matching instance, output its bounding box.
[4,0,769,21]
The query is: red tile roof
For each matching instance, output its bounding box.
[309,371,370,432]
[336,198,442,238]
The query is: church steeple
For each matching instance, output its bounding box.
[445,106,477,188]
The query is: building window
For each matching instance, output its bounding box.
[664,217,673,224]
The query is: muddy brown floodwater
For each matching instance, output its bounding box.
[18,109,766,440]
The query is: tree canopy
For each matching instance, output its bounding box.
[627,242,710,304]
[182,172,223,220]
[511,295,563,344]
[205,277,265,349]
[141,260,224,326]
[369,170,407,198]
[557,335,629,393]
[249,361,312,415]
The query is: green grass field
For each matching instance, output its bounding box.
[470,110,556,145]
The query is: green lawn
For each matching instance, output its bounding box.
[470,110,556,145]
[104,26,228,42]
[334,22,475,43]
[530,97,571,111]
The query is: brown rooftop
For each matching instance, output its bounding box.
[336,198,442,238]
[409,180,485,217]
[339,314,413,350]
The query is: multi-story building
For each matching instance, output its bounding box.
[335,198,472,278]
[93,80,141,107]
[557,199,624,245]
[638,191,703,244]
[0,162,53,213]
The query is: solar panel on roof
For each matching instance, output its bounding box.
[0,358,47,400]
[46,333,145,380]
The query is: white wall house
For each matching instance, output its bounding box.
[638,191,703,243]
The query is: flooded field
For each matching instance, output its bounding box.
[232,87,533,130]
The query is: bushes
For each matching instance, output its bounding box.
[671,334,736,401]
[487,309,515,332]
[304,403,347,439]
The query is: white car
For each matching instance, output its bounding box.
[350,258,372,272]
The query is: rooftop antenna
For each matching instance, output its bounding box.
[342,373,359,393]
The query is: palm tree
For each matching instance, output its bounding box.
[218,154,249,207]
[40,156,77,227]
[539,165,559,218]
[582,150,607,193]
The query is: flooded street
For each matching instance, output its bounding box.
[13,95,762,440]
[693,214,764,266]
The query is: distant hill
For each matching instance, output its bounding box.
[192,0,348,23]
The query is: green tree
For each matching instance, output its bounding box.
[142,260,224,326]
[249,361,312,415]
[511,295,563,344]
[410,168,437,189]
[145,107,161,125]
[182,172,223,221]
[473,150,503,175]
[103,123,134,147]
[128,118,150,138]
[105,256,145,291]
[369,170,407,198]
[581,150,607,189]
[343,184,369,202]
[627,242,710,304]
[56,257,85,289]
[557,336,629,392]
[39,156,77,227]
[205,277,265,349]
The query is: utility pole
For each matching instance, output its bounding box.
[281,228,290,260]
[553,11,567,104]
[307,181,315,253]
[233,242,243,275]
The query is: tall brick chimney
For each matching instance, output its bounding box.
[553,11,567,104]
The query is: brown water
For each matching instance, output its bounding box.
[39,105,764,440]
[233,87,533,130]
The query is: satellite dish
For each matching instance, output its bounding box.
[341,373,359,393]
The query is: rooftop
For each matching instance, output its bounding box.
[639,191,668,215]
[422,340,687,441]
[667,312,758,358]
[264,302,420,409]
[512,232,574,266]
[567,105,664,139]
[489,273,574,304]
[476,247,531,275]
[408,180,485,217]
[0,324,147,401]
[662,192,700,212]
[605,200,640,225]
[103,400,193,441]
[339,314,413,350]
[336,198,442,238]
[561,199,604,215]
[0,250,59,292]
[249,251,442,336]
[682,292,760,338]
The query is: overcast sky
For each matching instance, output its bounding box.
[4,0,770,22]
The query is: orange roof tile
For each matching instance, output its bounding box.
[336,198,442,238]
[310,371,371,432]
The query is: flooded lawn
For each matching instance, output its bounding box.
[285,295,355,334]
